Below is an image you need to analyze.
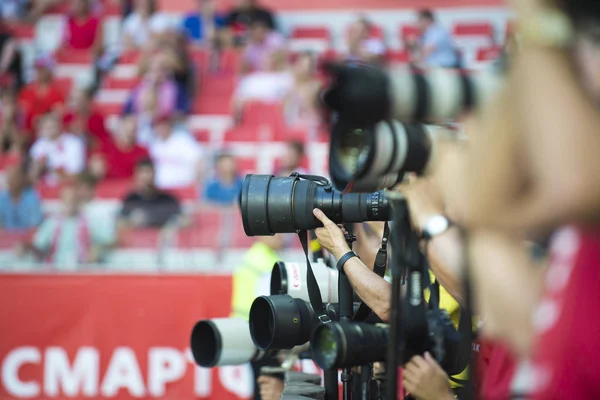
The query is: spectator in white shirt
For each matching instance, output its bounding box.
[122,0,173,51]
[149,115,203,189]
[345,17,386,65]
[29,112,85,185]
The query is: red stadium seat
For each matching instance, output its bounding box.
[240,101,284,129]
[386,50,410,64]
[54,77,73,97]
[189,47,208,68]
[476,46,502,62]
[103,75,139,90]
[95,179,131,199]
[119,50,142,65]
[272,128,308,142]
[236,156,258,175]
[223,126,262,142]
[453,22,495,38]
[218,49,243,73]
[119,228,161,249]
[93,102,124,117]
[399,24,420,44]
[192,129,211,143]
[0,230,34,249]
[55,49,94,64]
[291,26,330,39]
[2,22,35,40]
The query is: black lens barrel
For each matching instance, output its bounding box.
[312,321,388,369]
[240,174,391,236]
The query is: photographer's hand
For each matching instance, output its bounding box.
[403,352,454,400]
[313,208,350,259]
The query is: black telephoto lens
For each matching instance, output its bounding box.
[240,174,390,236]
[311,321,388,370]
[249,295,339,351]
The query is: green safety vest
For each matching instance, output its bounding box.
[230,242,280,320]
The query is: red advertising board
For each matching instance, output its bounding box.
[0,274,255,400]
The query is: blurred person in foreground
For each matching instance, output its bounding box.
[202,152,242,207]
[240,19,285,73]
[88,114,149,180]
[149,114,204,189]
[344,16,386,65]
[225,0,276,46]
[0,157,42,231]
[180,0,226,48]
[408,9,459,69]
[119,158,181,229]
[230,233,285,400]
[18,54,66,133]
[19,183,115,269]
[445,0,600,398]
[29,112,86,185]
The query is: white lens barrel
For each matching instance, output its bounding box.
[278,260,339,303]
[192,318,257,367]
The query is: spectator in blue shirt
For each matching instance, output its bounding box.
[181,0,226,46]
[411,9,459,69]
[0,159,43,230]
[203,153,243,206]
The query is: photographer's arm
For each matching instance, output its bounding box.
[313,209,392,322]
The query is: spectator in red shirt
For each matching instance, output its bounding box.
[18,55,66,133]
[63,86,110,151]
[63,0,103,56]
[88,114,149,180]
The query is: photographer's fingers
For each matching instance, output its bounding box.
[313,208,336,227]
[424,352,446,374]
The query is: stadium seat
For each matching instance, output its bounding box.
[476,46,502,63]
[223,126,263,142]
[167,185,197,201]
[0,229,34,249]
[103,75,139,90]
[119,228,162,249]
[54,77,74,97]
[118,51,142,65]
[93,102,124,117]
[289,26,331,53]
[189,48,209,69]
[386,50,410,65]
[55,48,94,64]
[240,101,284,129]
[399,24,420,46]
[192,129,211,143]
[3,22,35,40]
[218,49,243,73]
[236,156,258,175]
[452,21,495,49]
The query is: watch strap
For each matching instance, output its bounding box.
[336,251,358,272]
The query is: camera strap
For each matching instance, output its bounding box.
[354,222,390,322]
[298,229,330,322]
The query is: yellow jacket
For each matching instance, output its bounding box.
[230,242,280,320]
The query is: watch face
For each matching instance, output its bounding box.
[427,215,449,237]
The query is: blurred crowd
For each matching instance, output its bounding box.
[0,0,503,270]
